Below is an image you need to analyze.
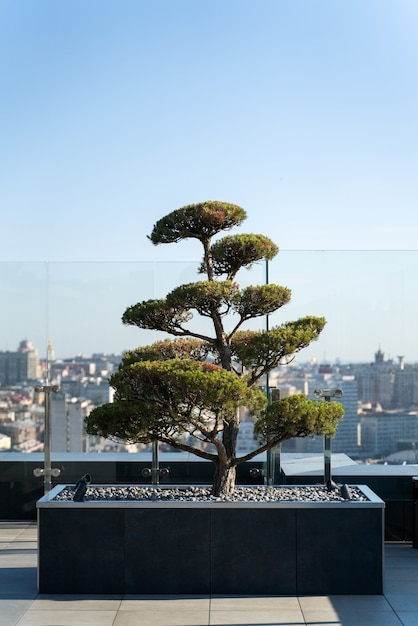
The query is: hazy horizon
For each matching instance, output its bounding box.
[2,249,417,364]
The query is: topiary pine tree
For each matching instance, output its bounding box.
[85,201,344,495]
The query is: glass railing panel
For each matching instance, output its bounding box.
[0,262,48,356]
[268,250,418,463]
[46,261,159,358]
[1,253,418,476]
[268,250,417,364]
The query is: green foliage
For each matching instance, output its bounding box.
[231,317,326,382]
[122,338,210,367]
[122,299,192,333]
[254,394,345,443]
[148,201,246,245]
[85,401,153,443]
[231,285,292,321]
[86,359,267,449]
[166,281,237,317]
[200,234,279,279]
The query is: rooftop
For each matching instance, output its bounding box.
[1,521,417,625]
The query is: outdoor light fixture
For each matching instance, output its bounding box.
[313,388,343,490]
[340,483,351,500]
[73,473,91,502]
[33,384,61,493]
[313,389,343,400]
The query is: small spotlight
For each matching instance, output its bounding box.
[73,473,91,502]
[326,479,339,491]
[340,484,351,500]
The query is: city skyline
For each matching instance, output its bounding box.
[2,335,418,462]
[0,340,412,367]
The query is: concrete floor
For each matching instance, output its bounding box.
[1,521,417,625]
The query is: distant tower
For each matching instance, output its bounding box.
[47,340,55,362]
[375,348,384,364]
[397,356,405,371]
[46,340,55,382]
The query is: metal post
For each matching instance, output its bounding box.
[265,384,273,486]
[313,389,343,488]
[151,440,159,486]
[34,384,60,494]
[44,388,52,493]
[271,388,281,484]
[264,259,274,486]
[324,433,332,486]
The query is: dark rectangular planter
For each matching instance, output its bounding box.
[37,485,384,595]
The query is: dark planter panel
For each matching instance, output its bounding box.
[210,508,296,595]
[125,508,210,594]
[38,508,125,594]
[297,508,383,594]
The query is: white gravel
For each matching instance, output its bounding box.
[53,484,368,502]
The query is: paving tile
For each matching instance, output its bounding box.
[385,566,418,581]
[0,567,37,596]
[297,595,334,611]
[1,611,31,626]
[0,557,37,568]
[0,598,34,626]
[299,594,392,612]
[210,595,300,610]
[15,609,117,625]
[120,595,210,610]
[30,595,123,610]
[300,595,399,626]
[384,578,418,594]
[114,609,209,625]
[209,609,304,625]
[385,593,418,611]
[2,543,38,554]
[0,530,18,536]
[327,594,394,612]
[386,559,418,571]
[302,608,402,625]
[302,622,341,626]
[396,611,418,625]
[304,613,404,626]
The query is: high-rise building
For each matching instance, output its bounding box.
[0,340,41,385]
[359,409,418,458]
[50,394,92,452]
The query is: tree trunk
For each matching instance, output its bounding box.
[212,463,236,496]
[211,415,239,496]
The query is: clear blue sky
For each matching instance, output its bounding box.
[1,0,418,362]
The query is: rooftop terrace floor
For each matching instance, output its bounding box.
[1,521,417,625]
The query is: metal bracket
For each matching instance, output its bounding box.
[33,467,61,478]
[141,467,170,478]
